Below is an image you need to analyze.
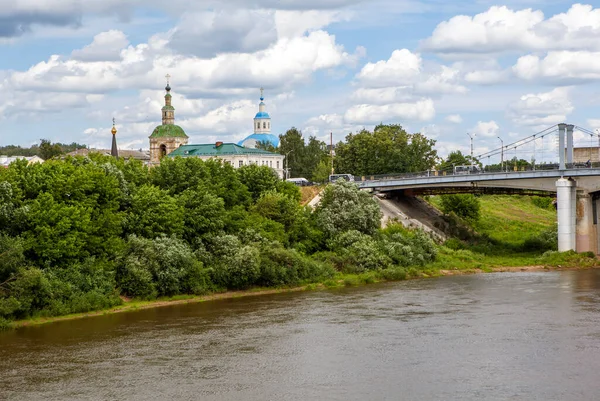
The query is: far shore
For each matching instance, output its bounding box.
[9,264,598,330]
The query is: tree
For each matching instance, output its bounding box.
[315,180,382,238]
[439,194,481,221]
[334,124,438,176]
[38,139,63,160]
[438,150,480,172]
[312,158,332,183]
[125,185,185,239]
[237,164,279,201]
[278,128,327,180]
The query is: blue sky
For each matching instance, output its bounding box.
[1,0,599,163]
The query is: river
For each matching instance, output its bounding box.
[1,270,600,401]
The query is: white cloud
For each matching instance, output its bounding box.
[423,4,600,55]
[275,10,351,38]
[355,49,467,94]
[4,28,357,97]
[168,10,278,58]
[471,120,500,138]
[507,87,573,127]
[344,99,435,124]
[588,119,600,130]
[71,30,129,61]
[446,114,462,124]
[513,51,600,83]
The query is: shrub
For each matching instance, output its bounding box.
[258,246,334,287]
[315,181,382,238]
[117,235,210,298]
[531,196,554,210]
[439,194,481,221]
[379,267,407,281]
[328,230,391,273]
[202,235,261,290]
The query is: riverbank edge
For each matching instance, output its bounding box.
[7,264,598,330]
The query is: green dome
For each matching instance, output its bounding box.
[150,124,188,138]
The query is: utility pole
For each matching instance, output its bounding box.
[330,132,334,175]
[285,149,294,180]
[467,133,474,164]
[498,136,504,172]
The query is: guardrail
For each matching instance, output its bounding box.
[354,162,600,183]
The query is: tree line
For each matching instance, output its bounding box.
[0,139,87,160]
[0,155,437,327]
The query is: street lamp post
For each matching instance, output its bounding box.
[285,149,294,180]
[467,133,474,164]
[498,136,504,172]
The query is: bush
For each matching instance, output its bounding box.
[328,230,391,273]
[522,225,557,252]
[202,235,261,290]
[379,267,407,281]
[117,235,210,298]
[439,194,481,221]
[531,196,554,210]
[258,246,335,287]
[315,181,382,238]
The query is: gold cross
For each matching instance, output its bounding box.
[112,117,116,126]
[166,74,171,85]
[260,87,264,98]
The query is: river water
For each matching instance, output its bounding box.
[1,270,600,401]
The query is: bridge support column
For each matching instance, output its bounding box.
[558,123,566,170]
[576,192,598,254]
[556,178,576,251]
[566,124,575,166]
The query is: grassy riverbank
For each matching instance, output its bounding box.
[9,260,598,330]
[4,194,598,331]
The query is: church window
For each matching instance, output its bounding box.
[257,122,260,130]
[270,160,272,167]
[263,122,266,129]
[276,161,280,169]
[268,122,270,129]
[239,160,243,167]
[159,144,167,160]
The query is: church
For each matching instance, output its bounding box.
[149,78,285,178]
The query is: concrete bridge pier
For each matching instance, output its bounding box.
[576,192,598,254]
[556,178,576,251]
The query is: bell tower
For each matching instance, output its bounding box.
[253,88,271,134]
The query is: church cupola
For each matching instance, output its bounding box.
[253,87,271,134]
[111,117,119,159]
[162,73,175,125]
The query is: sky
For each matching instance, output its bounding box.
[1,0,600,163]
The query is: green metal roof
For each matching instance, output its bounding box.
[149,124,188,138]
[168,143,280,157]
[162,105,175,111]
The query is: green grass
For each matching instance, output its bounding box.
[424,195,593,270]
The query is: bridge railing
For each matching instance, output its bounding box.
[355,162,600,183]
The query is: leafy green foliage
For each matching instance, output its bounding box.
[439,194,481,221]
[334,124,438,175]
[315,181,382,238]
[278,128,328,180]
[0,152,439,325]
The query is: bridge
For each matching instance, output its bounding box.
[356,123,600,254]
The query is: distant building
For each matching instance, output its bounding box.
[65,148,150,161]
[0,155,44,168]
[148,75,189,164]
[573,147,600,164]
[169,142,285,178]
[149,80,284,177]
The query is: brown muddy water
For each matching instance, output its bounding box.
[1,270,600,401]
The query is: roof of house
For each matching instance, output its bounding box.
[149,124,188,138]
[0,155,44,167]
[168,143,282,157]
